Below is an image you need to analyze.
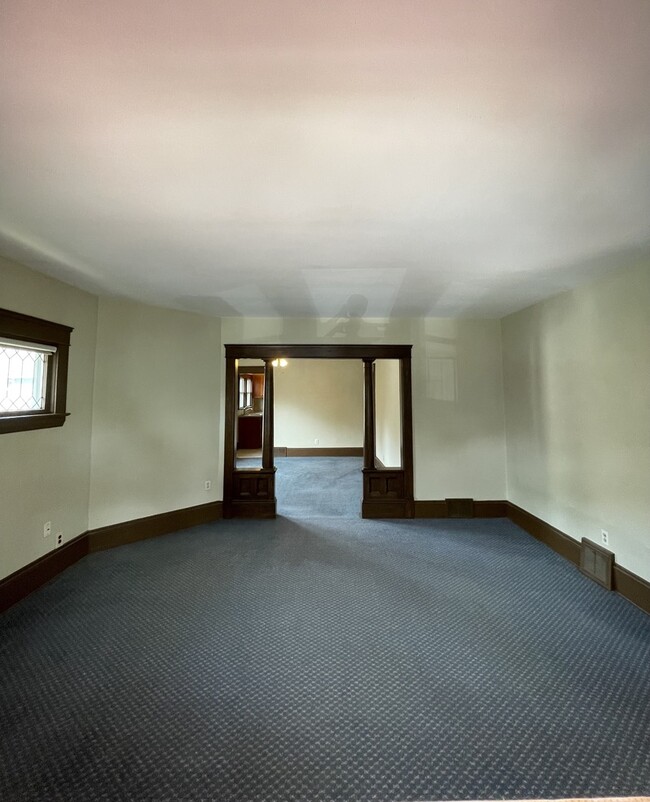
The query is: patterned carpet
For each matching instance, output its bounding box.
[1,458,649,800]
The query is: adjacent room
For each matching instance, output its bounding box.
[1,1,649,800]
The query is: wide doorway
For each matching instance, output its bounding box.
[223,343,414,519]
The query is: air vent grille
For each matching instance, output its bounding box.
[580,538,614,590]
[446,498,474,518]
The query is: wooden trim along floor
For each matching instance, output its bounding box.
[505,502,650,615]
[1,498,648,616]
[285,447,364,458]
[87,501,223,552]
[0,501,223,614]
[0,533,89,614]
[414,500,507,518]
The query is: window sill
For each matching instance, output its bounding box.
[0,412,69,434]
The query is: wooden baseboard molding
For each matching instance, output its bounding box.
[0,534,89,614]
[506,502,650,615]
[223,499,276,519]
[362,498,415,519]
[88,501,223,552]
[285,447,363,458]
[2,501,225,613]
[506,502,580,565]
[613,564,650,614]
[414,500,508,518]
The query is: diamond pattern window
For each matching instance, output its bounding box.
[0,308,73,434]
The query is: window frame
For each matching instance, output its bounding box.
[0,308,73,434]
[238,375,253,410]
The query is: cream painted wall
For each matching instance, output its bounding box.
[274,359,362,448]
[221,317,507,500]
[502,261,650,582]
[89,298,222,529]
[0,257,98,580]
[375,359,401,467]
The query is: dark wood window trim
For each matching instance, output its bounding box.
[0,308,73,434]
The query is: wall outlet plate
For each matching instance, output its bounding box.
[56,532,63,546]
[204,480,212,491]
[601,529,609,546]
[43,521,51,538]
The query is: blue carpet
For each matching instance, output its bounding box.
[1,461,650,800]
[275,456,362,518]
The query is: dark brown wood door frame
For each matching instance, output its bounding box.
[223,343,414,518]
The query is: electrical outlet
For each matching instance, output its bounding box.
[601,529,609,547]
[43,521,51,538]
[56,532,63,546]
[204,480,212,491]
[314,438,319,445]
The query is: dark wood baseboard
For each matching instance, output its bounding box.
[223,499,276,519]
[506,502,580,565]
[88,501,223,552]
[1,501,224,613]
[414,500,507,518]
[613,564,650,614]
[0,534,89,614]
[506,502,649,615]
[4,496,647,618]
[362,498,415,518]
[285,447,363,457]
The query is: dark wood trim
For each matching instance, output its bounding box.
[1,501,225,613]
[362,498,415,518]
[88,501,223,552]
[4,498,647,618]
[446,498,475,518]
[506,502,649,615]
[0,411,69,434]
[363,358,376,470]
[506,502,581,565]
[223,344,415,519]
[613,565,650,615]
[0,307,73,345]
[399,356,414,500]
[262,359,274,470]
[285,447,363,457]
[223,357,237,506]
[414,500,508,518]
[226,344,412,361]
[414,500,448,517]
[0,307,73,435]
[0,534,89,613]
[475,500,508,517]
[223,499,276,519]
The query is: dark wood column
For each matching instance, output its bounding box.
[262,358,275,470]
[223,356,237,504]
[400,356,414,508]
[363,358,376,469]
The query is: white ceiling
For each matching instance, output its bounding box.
[1,1,649,318]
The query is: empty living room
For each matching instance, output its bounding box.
[1,1,649,800]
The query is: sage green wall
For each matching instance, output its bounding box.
[220,317,507,501]
[274,359,363,449]
[88,297,222,529]
[501,261,650,582]
[0,257,97,580]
